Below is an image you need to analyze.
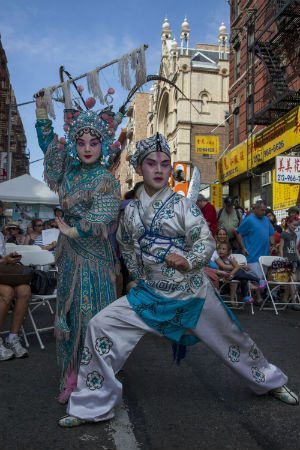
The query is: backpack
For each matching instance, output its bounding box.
[31,270,57,295]
[217,207,241,222]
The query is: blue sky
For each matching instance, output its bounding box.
[0,0,229,181]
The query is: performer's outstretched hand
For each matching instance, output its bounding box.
[165,253,189,272]
[56,217,73,237]
[34,90,45,108]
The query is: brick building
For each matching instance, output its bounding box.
[148,17,230,197]
[218,0,300,217]
[0,37,28,181]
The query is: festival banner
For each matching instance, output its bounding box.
[217,141,247,183]
[272,169,300,211]
[195,135,219,155]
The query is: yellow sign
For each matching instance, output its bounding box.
[195,135,219,155]
[217,141,247,182]
[272,169,300,211]
[211,184,223,209]
[249,106,300,168]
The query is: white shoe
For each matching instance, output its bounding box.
[270,385,299,405]
[5,336,28,358]
[58,415,87,428]
[0,337,14,361]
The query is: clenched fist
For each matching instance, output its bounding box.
[165,253,189,272]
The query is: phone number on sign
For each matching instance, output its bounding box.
[276,174,300,183]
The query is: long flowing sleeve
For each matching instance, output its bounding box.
[180,201,216,271]
[117,204,143,281]
[35,118,69,192]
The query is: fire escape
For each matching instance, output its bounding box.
[246,0,300,127]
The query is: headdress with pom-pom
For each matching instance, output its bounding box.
[61,88,123,167]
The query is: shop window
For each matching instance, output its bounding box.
[233,108,240,146]
[247,94,254,126]
[234,44,241,80]
[234,0,241,20]
[247,25,255,67]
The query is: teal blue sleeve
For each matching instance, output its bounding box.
[74,222,93,238]
[35,119,55,154]
[73,177,121,238]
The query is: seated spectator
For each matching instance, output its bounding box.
[266,210,281,256]
[24,219,44,246]
[217,196,242,252]
[279,216,300,309]
[215,226,229,245]
[196,194,218,235]
[5,222,26,245]
[0,230,31,361]
[24,219,56,251]
[214,242,264,305]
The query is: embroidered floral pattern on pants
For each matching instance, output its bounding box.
[228,345,240,363]
[95,336,113,355]
[251,366,265,383]
[80,346,92,365]
[249,344,260,360]
[86,371,104,390]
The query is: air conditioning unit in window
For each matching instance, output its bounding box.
[231,96,240,113]
[261,171,271,186]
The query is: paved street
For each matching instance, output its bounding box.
[1,307,300,450]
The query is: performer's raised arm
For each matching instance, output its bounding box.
[35,93,69,191]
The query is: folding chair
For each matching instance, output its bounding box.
[17,249,57,349]
[259,256,300,315]
[219,253,254,315]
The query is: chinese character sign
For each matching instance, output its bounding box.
[272,169,300,210]
[217,141,247,183]
[195,135,219,155]
[276,156,300,183]
[211,184,223,209]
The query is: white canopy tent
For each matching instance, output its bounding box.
[0,174,59,205]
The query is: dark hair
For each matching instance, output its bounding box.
[124,190,135,200]
[133,181,144,195]
[32,219,43,228]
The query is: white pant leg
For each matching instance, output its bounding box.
[194,283,288,394]
[67,295,159,421]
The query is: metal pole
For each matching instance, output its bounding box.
[7,88,12,180]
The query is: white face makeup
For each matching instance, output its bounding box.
[138,151,171,196]
[76,132,101,164]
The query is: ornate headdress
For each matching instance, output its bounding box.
[130,132,171,169]
[63,105,123,167]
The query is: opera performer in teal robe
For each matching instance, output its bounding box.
[35,93,123,403]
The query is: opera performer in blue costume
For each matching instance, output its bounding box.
[59,133,298,427]
[35,92,123,403]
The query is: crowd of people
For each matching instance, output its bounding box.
[0,93,299,429]
[197,195,300,308]
[0,206,62,362]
